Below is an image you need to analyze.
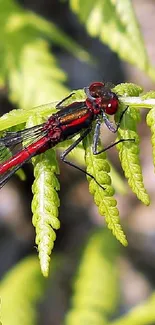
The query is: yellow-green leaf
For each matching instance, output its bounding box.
[146,107,155,174]
[83,131,128,246]
[116,105,150,205]
[70,0,155,80]
[0,256,45,325]
[65,229,120,325]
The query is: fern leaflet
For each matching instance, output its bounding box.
[65,229,120,325]
[26,115,60,276]
[0,256,45,325]
[69,0,155,79]
[83,131,128,246]
[115,84,150,205]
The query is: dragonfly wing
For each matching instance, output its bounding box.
[0,125,49,188]
[0,124,46,164]
[56,101,87,118]
[0,164,24,188]
[103,82,115,91]
[0,147,39,189]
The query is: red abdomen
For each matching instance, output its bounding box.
[0,137,49,174]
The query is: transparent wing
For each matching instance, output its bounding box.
[0,124,49,188]
[103,82,115,91]
[0,124,46,164]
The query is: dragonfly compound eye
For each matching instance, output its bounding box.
[104,96,119,115]
[89,82,105,98]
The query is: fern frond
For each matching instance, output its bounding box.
[26,116,60,277]
[69,0,154,78]
[114,84,150,205]
[109,163,128,195]
[64,229,120,325]
[0,0,73,110]
[114,83,149,204]
[113,83,143,97]
[24,12,91,63]
[0,0,91,92]
[0,101,58,131]
[142,91,155,100]
[8,39,69,108]
[146,107,155,173]
[83,131,128,246]
[110,293,155,325]
[142,91,155,171]
[32,150,60,277]
[0,256,45,325]
[116,105,149,205]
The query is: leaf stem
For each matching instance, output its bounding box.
[120,96,155,108]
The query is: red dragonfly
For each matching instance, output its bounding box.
[0,82,129,189]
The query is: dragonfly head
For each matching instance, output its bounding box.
[85,82,119,115]
[101,91,119,115]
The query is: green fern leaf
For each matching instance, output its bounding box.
[69,0,153,77]
[113,83,143,97]
[0,256,45,325]
[83,131,128,246]
[32,150,60,277]
[143,92,155,171]
[109,163,128,195]
[0,101,58,131]
[143,92,155,173]
[142,91,155,100]
[0,0,70,110]
[146,107,155,173]
[116,105,149,205]
[65,229,120,325]
[26,115,60,277]
[0,0,91,90]
[24,12,91,63]
[114,84,150,205]
[113,0,146,54]
[8,39,69,108]
[110,292,155,325]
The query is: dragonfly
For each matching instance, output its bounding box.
[0,81,131,189]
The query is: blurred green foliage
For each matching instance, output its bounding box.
[0,1,155,324]
[0,256,46,325]
[64,229,120,325]
[70,0,155,80]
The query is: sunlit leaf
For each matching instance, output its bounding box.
[70,0,155,80]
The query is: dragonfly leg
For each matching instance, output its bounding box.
[56,92,75,109]
[102,106,129,133]
[93,138,135,155]
[60,128,105,190]
[92,117,134,155]
[92,118,102,154]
